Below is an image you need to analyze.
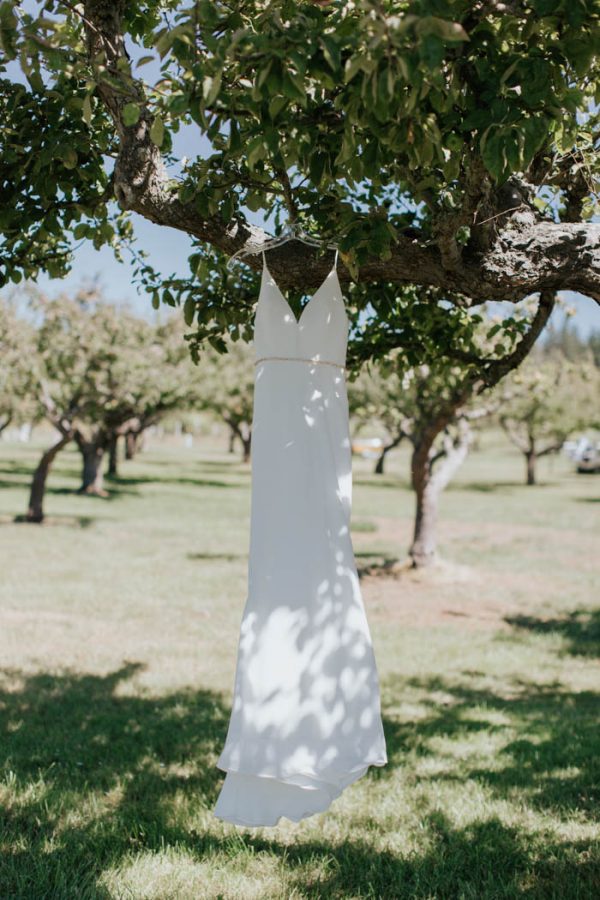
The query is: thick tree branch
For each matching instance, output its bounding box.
[81,2,600,305]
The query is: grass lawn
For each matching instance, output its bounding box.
[0,430,598,899]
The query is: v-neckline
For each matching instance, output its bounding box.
[262,262,340,328]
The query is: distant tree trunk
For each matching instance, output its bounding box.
[125,429,141,460]
[225,417,252,462]
[0,414,12,436]
[76,434,108,496]
[409,419,472,568]
[228,426,236,454]
[241,435,251,463]
[374,433,404,475]
[107,433,119,477]
[525,447,536,485]
[24,432,72,523]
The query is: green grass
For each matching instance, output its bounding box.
[0,430,598,899]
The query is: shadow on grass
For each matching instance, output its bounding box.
[10,514,96,529]
[0,665,597,897]
[388,673,600,818]
[353,476,408,490]
[445,480,527,494]
[504,609,600,658]
[187,552,245,562]
[105,474,239,490]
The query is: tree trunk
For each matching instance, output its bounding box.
[0,414,12,436]
[374,434,403,474]
[241,434,251,463]
[125,430,140,460]
[525,449,536,485]
[409,419,473,568]
[107,434,119,477]
[228,426,236,454]
[226,418,252,462]
[25,432,72,523]
[410,472,440,569]
[77,440,107,495]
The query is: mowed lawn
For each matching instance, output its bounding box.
[0,429,598,899]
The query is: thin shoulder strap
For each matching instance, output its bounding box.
[333,247,339,271]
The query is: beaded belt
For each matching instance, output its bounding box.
[255,355,345,370]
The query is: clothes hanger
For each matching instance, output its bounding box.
[226,222,338,271]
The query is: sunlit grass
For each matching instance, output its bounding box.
[0,429,598,898]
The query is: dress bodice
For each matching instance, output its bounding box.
[253,257,349,368]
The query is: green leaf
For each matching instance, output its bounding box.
[183,295,196,326]
[268,95,287,120]
[319,35,341,71]
[246,136,267,171]
[418,17,469,42]
[82,94,92,125]
[60,147,78,170]
[122,102,141,126]
[150,116,164,147]
[202,71,222,105]
[344,56,364,83]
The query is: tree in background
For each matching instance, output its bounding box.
[349,292,555,567]
[22,290,197,520]
[497,351,600,485]
[0,297,36,436]
[542,315,600,368]
[0,0,597,362]
[194,335,255,462]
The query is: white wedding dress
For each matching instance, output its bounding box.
[213,249,387,827]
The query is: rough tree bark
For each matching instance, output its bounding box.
[80,1,600,305]
[410,420,473,568]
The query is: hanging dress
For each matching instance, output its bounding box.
[213,249,387,827]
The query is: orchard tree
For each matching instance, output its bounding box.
[0,0,598,350]
[497,350,600,485]
[350,291,554,566]
[24,290,197,520]
[0,297,36,435]
[194,333,255,461]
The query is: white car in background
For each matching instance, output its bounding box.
[576,441,600,474]
[564,437,600,474]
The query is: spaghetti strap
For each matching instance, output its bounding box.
[333,247,339,271]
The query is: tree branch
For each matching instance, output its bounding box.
[81,2,600,304]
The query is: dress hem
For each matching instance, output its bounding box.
[213,756,387,827]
